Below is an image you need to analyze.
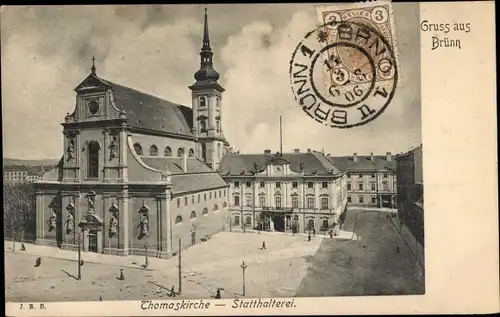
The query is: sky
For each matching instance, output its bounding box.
[1,4,421,160]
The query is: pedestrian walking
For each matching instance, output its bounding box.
[21,243,26,251]
[99,295,102,301]
[34,257,42,267]
[329,230,333,239]
[261,241,266,250]
[308,234,311,242]
[396,246,400,255]
[170,286,176,297]
[215,288,222,299]
[312,228,316,236]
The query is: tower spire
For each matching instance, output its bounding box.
[203,7,210,50]
[91,56,96,75]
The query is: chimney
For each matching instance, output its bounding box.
[353,153,358,162]
[370,153,374,161]
[264,149,271,154]
[183,150,188,172]
[386,152,392,161]
[294,149,300,153]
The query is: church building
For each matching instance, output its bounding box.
[35,9,230,258]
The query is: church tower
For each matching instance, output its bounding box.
[189,8,228,171]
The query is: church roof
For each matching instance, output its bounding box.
[219,152,342,176]
[75,73,194,137]
[327,155,397,172]
[141,157,215,174]
[100,78,194,137]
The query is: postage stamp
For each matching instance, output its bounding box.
[289,1,398,128]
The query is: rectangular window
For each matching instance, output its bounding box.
[177,198,180,208]
[371,174,376,178]
[259,195,266,207]
[219,190,221,197]
[292,196,299,208]
[321,197,329,209]
[260,182,265,188]
[358,174,363,178]
[224,189,226,197]
[347,183,352,190]
[275,196,282,209]
[322,219,329,230]
[383,182,388,191]
[347,174,351,178]
[308,219,315,230]
[204,193,207,201]
[234,215,240,226]
[307,196,315,209]
[359,195,364,203]
[192,195,195,204]
[198,194,200,203]
[308,182,314,188]
[184,197,188,206]
[276,182,281,188]
[234,196,240,206]
[322,182,328,189]
[292,182,298,188]
[347,196,352,203]
[246,181,252,188]
[383,174,388,178]
[246,195,253,207]
[245,216,252,226]
[209,192,212,199]
[371,183,376,191]
[359,183,364,190]
[234,181,240,188]
[371,196,376,204]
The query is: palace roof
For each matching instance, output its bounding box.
[327,155,397,172]
[219,151,342,177]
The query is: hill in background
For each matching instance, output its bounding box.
[3,158,60,167]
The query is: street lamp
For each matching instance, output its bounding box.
[240,261,248,296]
[144,242,149,269]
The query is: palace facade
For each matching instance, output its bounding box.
[35,10,231,257]
[327,152,398,208]
[219,149,348,234]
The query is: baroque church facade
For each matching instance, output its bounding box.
[35,9,231,257]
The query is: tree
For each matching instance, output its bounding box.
[3,183,36,250]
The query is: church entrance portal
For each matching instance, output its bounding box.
[88,230,98,253]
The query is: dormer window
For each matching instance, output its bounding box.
[199,97,207,108]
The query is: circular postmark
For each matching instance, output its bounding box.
[289,20,398,129]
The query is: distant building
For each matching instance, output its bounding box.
[3,165,50,184]
[219,149,348,234]
[395,145,424,245]
[328,152,397,208]
[3,165,28,184]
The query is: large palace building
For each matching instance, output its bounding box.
[35,10,230,257]
[219,149,348,234]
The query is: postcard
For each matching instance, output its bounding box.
[2,2,498,316]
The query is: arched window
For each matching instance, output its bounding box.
[199,97,206,108]
[133,143,143,155]
[200,120,207,132]
[188,149,195,157]
[164,146,172,156]
[223,201,227,208]
[213,204,218,211]
[175,216,183,224]
[88,141,100,178]
[216,120,220,132]
[149,145,158,156]
[177,147,185,157]
[190,211,196,219]
[217,143,221,159]
[202,207,208,216]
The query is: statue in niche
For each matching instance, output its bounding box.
[109,215,118,236]
[87,194,95,213]
[65,213,74,234]
[66,138,75,160]
[109,136,118,161]
[47,210,57,232]
[138,215,149,239]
